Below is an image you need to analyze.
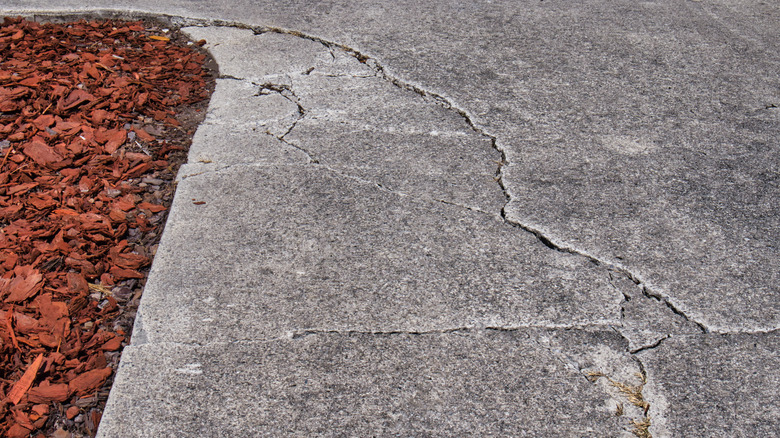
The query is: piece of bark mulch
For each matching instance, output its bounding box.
[0,16,215,437]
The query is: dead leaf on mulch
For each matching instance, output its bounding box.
[0,16,214,436]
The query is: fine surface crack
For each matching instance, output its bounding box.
[253,80,320,163]
[629,335,670,355]
[290,327,473,339]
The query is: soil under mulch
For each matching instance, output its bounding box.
[0,16,215,437]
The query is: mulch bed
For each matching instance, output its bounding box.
[0,16,215,437]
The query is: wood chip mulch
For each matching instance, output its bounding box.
[0,16,215,437]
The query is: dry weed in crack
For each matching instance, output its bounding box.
[586,371,652,438]
[631,417,652,438]
[610,373,649,413]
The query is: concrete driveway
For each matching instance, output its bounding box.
[4,1,778,436]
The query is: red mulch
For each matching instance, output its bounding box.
[0,16,214,437]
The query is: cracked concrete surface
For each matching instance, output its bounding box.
[104,24,780,437]
[99,331,632,436]
[4,2,778,436]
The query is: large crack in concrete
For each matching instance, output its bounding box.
[176,24,667,436]
[163,16,770,338]
[152,19,706,437]
[242,25,719,340]
[189,22,726,438]
[199,26,709,436]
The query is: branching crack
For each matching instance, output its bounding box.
[311,72,377,79]
[252,81,321,164]
[246,26,713,334]
[638,285,708,333]
[166,21,713,335]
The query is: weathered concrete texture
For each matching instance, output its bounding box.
[185,27,505,214]
[185,123,308,171]
[531,327,653,428]
[292,126,503,212]
[98,330,628,437]
[134,164,620,345]
[201,79,299,135]
[639,332,780,437]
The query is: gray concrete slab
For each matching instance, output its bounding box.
[134,163,621,345]
[99,329,641,437]
[3,2,779,437]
